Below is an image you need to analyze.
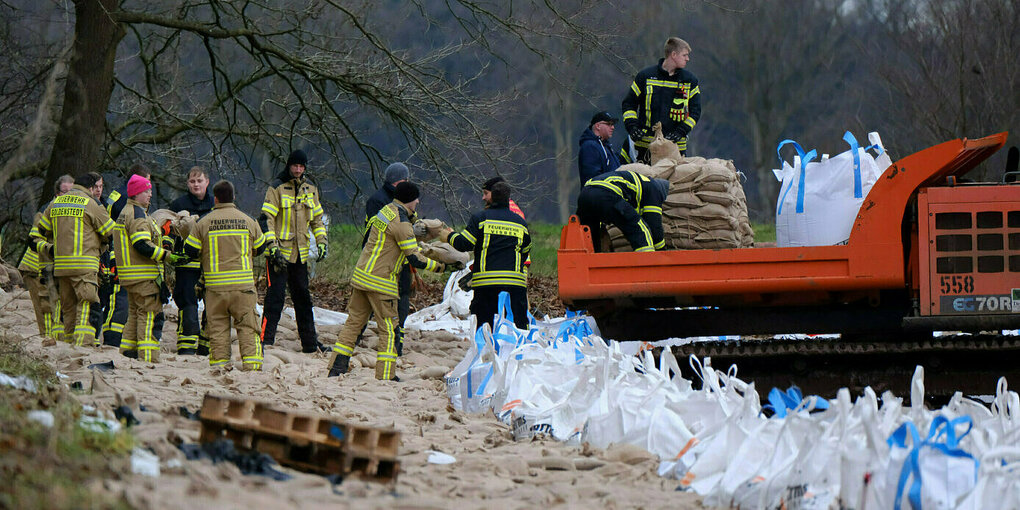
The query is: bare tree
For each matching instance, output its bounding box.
[860,0,1020,174]
[0,0,612,225]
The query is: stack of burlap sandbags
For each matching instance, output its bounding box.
[607,124,754,251]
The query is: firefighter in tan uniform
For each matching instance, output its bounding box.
[113,175,188,361]
[18,175,73,340]
[183,180,268,371]
[30,173,117,347]
[327,182,451,381]
[259,149,329,353]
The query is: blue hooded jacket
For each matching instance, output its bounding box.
[578,127,621,184]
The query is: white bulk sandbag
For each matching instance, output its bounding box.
[775,131,892,247]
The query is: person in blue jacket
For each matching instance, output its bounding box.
[578,111,621,184]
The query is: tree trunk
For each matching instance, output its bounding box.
[552,94,576,224]
[42,0,124,203]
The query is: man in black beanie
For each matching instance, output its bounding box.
[328,181,450,380]
[440,181,532,331]
[361,162,413,355]
[258,149,329,353]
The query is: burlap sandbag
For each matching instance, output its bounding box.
[670,162,702,184]
[688,203,732,220]
[648,122,683,165]
[695,164,736,185]
[150,209,198,239]
[664,192,702,209]
[649,158,677,181]
[696,190,734,207]
[413,218,448,242]
[419,242,470,265]
[618,163,656,179]
[663,207,695,220]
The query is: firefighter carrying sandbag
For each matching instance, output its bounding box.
[113,175,188,362]
[327,182,453,381]
[183,180,268,371]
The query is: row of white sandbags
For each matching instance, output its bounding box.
[445,306,1020,509]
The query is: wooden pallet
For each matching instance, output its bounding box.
[198,393,400,482]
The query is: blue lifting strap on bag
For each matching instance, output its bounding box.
[776,139,818,214]
[843,131,864,198]
[888,415,978,510]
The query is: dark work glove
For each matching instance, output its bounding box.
[194,280,205,300]
[666,126,689,142]
[98,268,114,295]
[269,245,288,273]
[457,272,473,292]
[156,274,170,304]
[625,120,642,140]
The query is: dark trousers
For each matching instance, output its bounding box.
[173,268,205,352]
[576,186,647,252]
[260,259,317,348]
[92,281,128,347]
[471,285,529,332]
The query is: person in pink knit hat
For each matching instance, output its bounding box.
[112,174,188,361]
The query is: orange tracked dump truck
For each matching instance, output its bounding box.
[558,133,1020,396]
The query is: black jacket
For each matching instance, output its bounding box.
[583,170,666,249]
[621,59,701,149]
[169,191,214,219]
[449,203,531,289]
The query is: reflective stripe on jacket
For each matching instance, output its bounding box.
[260,173,326,263]
[449,205,531,288]
[184,203,266,291]
[353,201,440,297]
[18,210,46,274]
[31,185,115,277]
[622,59,701,152]
[114,200,165,284]
[583,170,666,251]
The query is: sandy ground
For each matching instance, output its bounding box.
[0,286,703,510]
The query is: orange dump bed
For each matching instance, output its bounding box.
[558,133,1008,308]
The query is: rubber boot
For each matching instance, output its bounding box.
[327,353,350,377]
[302,340,329,354]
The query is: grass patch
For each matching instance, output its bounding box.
[0,335,134,510]
[753,222,777,243]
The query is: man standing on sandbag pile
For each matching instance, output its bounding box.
[30,172,118,347]
[113,175,189,361]
[362,162,413,356]
[439,181,531,331]
[19,175,73,342]
[259,149,329,353]
[168,166,215,356]
[183,180,267,371]
[327,182,452,381]
[578,111,622,184]
[622,37,701,162]
[576,170,668,253]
